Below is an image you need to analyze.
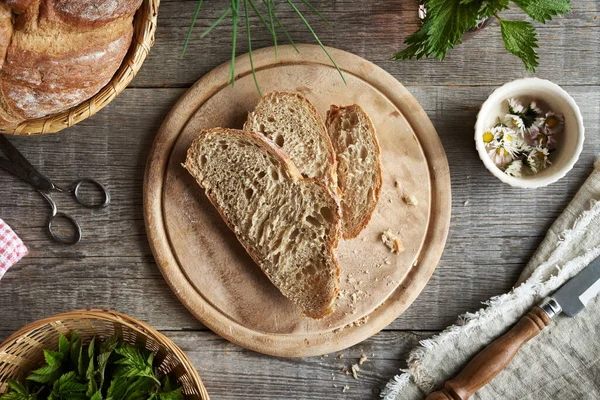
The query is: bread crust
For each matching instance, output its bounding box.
[0,0,140,128]
[326,104,383,239]
[244,91,339,195]
[1,28,132,119]
[184,128,342,319]
[42,0,143,29]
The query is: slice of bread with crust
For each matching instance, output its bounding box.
[244,91,338,194]
[184,128,341,319]
[326,105,383,239]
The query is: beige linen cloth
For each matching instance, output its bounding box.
[383,157,600,400]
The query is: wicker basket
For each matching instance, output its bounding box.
[0,309,210,399]
[1,0,159,136]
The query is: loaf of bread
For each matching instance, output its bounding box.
[326,104,382,238]
[184,128,341,319]
[244,91,338,195]
[0,0,142,128]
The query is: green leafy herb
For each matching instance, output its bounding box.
[1,332,184,400]
[181,0,344,93]
[1,380,36,400]
[498,18,539,72]
[394,0,571,72]
[512,0,571,23]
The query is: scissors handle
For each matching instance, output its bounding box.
[57,178,111,208]
[48,212,82,245]
[39,191,82,245]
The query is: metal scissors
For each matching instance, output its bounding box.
[0,135,110,244]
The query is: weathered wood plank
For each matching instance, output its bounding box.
[132,0,600,88]
[0,85,598,334]
[0,329,430,400]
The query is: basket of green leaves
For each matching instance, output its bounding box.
[0,310,209,400]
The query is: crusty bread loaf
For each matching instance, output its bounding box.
[326,104,382,239]
[0,0,142,128]
[244,91,338,194]
[184,128,341,319]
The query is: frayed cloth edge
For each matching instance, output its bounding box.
[382,199,600,399]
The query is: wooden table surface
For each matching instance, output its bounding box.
[1,1,599,399]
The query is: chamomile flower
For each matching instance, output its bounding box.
[528,100,543,115]
[504,160,523,177]
[501,127,527,157]
[542,111,564,135]
[529,125,557,149]
[527,147,551,173]
[482,128,497,145]
[504,114,526,133]
[507,98,525,114]
[488,147,513,167]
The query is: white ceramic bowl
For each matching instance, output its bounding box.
[475,78,584,188]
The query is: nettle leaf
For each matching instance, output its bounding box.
[52,371,87,398]
[98,334,119,388]
[106,376,128,400]
[0,393,34,400]
[512,0,571,23]
[70,337,82,369]
[58,334,70,358]
[424,0,481,59]
[90,391,103,400]
[478,0,510,18]
[123,377,157,399]
[114,345,156,382]
[43,350,63,367]
[159,387,184,400]
[499,19,539,71]
[161,375,174,393]
[77,343,85,377]
[1,380,36,400]
[86,340,98,397]
[27,363,61,384]
[392,18,432,60]
[6,380,29,396]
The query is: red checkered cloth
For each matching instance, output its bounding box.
[0,218,28,279]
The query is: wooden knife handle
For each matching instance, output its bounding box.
[425,306,552,400]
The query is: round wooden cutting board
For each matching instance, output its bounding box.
[144,45,451,357]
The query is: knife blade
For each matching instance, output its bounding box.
[547,255,600,317]
[427,255,600,400]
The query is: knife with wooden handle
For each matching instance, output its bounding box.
[426,255,600,400]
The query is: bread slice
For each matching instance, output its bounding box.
[244,91,338,194]
[184,128,341,319]
[326,105,383,239]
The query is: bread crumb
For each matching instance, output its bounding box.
[382,229,405,254]
[404,194,418,206]
[359,354,368,365]
[464,200,469,206]
[333,384,338,388]
[385,259,391,265]
[343,385,350,393]
[338,353,344,359]
[351,364,360,379]
[395,180,401,188]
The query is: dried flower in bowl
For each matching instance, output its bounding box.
[483,98,564,177]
